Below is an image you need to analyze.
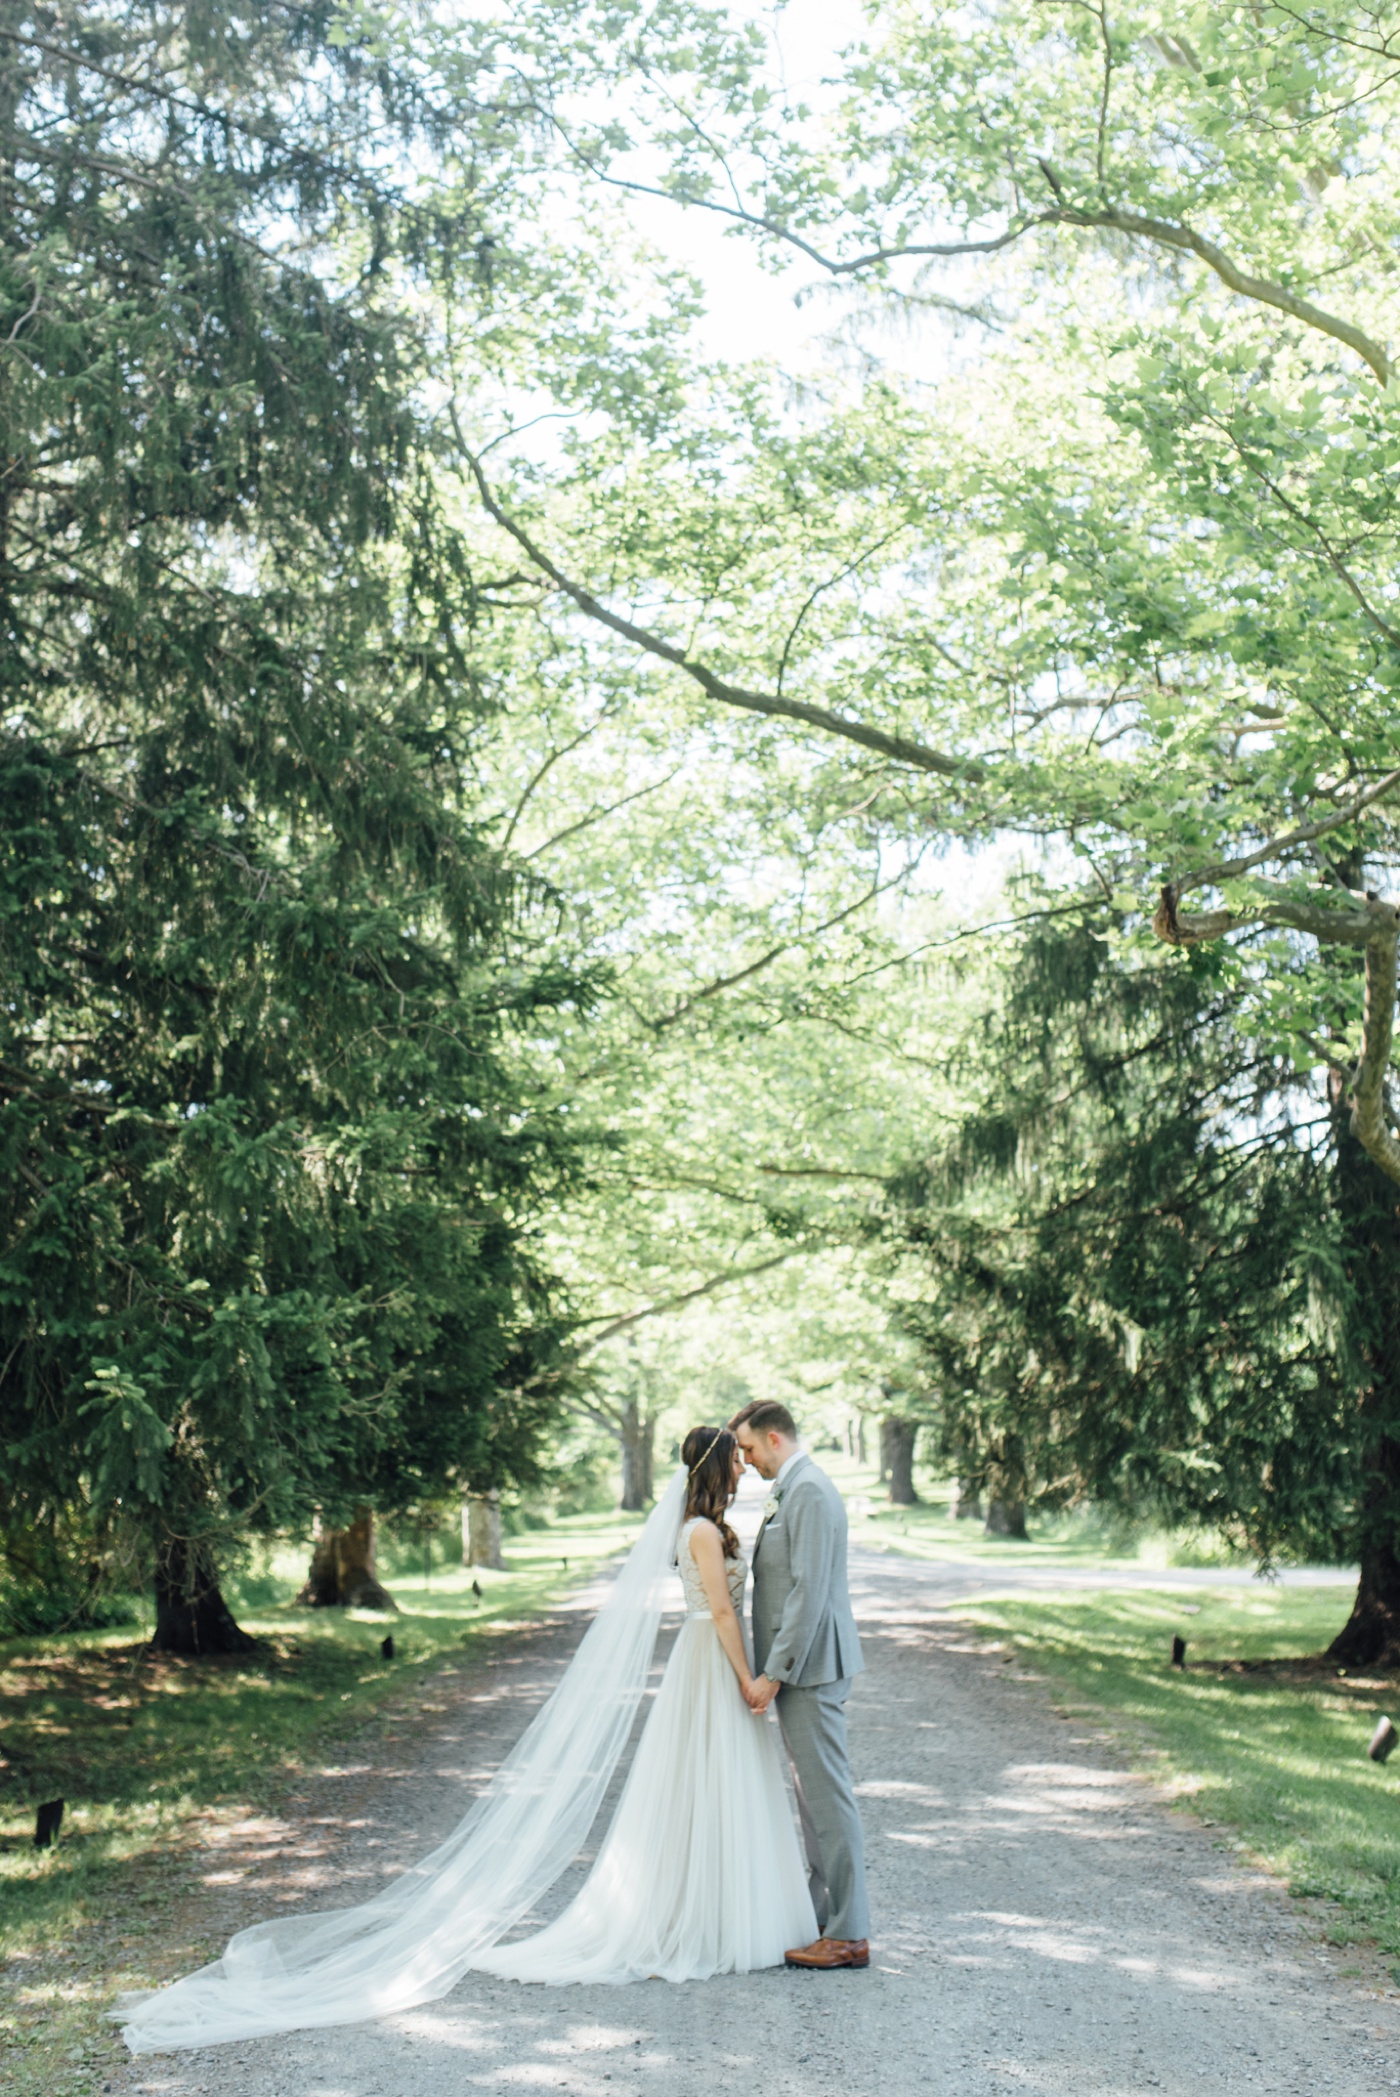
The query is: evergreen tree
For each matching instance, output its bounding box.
[0,1,589,1648]
[882,919,1363,1574]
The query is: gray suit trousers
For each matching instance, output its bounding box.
[777,1675,870,1943]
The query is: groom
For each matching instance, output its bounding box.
[730,1400,870,1971]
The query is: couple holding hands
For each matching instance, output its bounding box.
[121,1400,869,2054]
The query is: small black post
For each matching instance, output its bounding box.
[380,1634,394,1660]
[1369,1716,1397,1763]
[34,1798,64,1849]
[1171,1635,1187,1669]
[471,1578,482,1601]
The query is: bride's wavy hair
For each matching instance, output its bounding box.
[682,1425,740,1559]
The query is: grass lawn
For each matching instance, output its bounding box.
[830,1453,1247,1570]
[957,1580,1400,1974]
[0,1507,642,2096]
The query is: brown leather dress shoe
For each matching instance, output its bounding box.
[784,1937,870,1969]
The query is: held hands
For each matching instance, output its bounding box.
[744,1673,779,1713]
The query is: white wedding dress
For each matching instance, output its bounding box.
[118,1474,816,2053]
[477,1518,816,1984]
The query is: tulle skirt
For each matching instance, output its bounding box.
[476,1614,817,1985]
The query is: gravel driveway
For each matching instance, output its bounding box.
[120,1548,1400,2097]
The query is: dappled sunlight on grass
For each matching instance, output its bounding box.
[0,1509,645,1962]
[964,1584,1400,1962]
[0,1500,645,2097]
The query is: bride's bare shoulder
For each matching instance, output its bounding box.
[685,1515,723,1559]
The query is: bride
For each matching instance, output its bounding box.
[119,1425,817,2052]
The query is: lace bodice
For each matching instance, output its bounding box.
[678,1518,747,1616]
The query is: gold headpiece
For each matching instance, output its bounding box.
[687,1428,727,1477]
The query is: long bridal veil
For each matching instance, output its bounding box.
[118,1470,689,2054]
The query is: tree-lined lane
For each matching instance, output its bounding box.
[120,1549,1398,2097]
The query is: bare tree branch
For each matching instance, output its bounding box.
[775,528,909,697]
[523,765,684,859]
[501,706,617,850]
[1081,0,1115,188]
[758,1161,890,1184]
[536,108,1041,275]
[650,861,916,1030]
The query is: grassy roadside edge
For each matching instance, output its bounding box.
[944,1581,1400,2002]
[0,1514,643,2097]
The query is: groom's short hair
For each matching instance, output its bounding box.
[729,1399,797,1439]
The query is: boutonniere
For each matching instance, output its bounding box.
[762,1495,781,1522]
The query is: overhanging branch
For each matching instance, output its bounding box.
[650,860,917,1030]
[1173,770,1400,896]
[1152,883,1395,948]
[560,136,1390,384]
[451,426,988,786]
[1152,883,1400,1186]
[1081,205,1391,385]
[573,1250,799,1352]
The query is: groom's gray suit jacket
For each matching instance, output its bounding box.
[751,1452,863,1688]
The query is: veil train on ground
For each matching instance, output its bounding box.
[117,1470,689,2054]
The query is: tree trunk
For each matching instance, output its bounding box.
[618,1396,656,1512]
[883,1416,920,1505]
[984,1494,1029,1540]
[1329,1537,1400,1667]
[296,1509,397,1611]
[952,1477,984,1522]
[152,1534,257,1655]
[1326,1071,1400,1668]
[856,1416,868,1466]
[463,1490,505,1571]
